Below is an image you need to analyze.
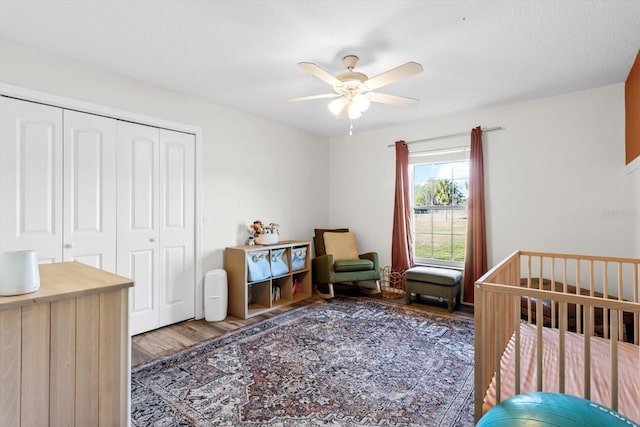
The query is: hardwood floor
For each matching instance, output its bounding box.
[131,291,473,368]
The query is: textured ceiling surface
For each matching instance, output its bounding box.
[1,0,639,137]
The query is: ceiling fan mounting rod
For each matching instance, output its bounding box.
[342,55,359,71]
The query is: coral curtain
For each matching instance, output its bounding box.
[464,126,488,303]
[392,140,414,273]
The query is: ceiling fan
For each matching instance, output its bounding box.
[281,55,423,135]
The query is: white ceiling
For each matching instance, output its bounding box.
[1,0,639,138]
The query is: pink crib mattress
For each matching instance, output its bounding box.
[483,323,640,423]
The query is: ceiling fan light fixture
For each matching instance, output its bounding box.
[352,93,370,112]
[348,105,362,120]
[328,98,344,115]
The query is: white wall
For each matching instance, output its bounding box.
[329,84,629,271]
[0,40,330,276]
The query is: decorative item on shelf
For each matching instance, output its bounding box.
[292,278,302,296]
[379,266,406,299]
[247,235,255,246]
[250,220,280,245]
[272,285,281,302]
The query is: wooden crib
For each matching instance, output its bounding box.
[474,251,640,424]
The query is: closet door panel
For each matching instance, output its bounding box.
[159,129,195,325]
[128,249,156,313]
[0,97,62,262]
[131,140,156,230]
[63,110,117,272]
[117,121,160,335]
[163,247,186,304]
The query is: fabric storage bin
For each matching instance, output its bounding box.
[291,247,307,271]
[270,248,289,276]
[247,250,271,282]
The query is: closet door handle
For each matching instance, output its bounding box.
[149,238,156,243]
[64,243,74,249]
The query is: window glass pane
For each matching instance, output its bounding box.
[414,163,434,181]
[452,161,470,179]
[432,180,454,206]
[433,209,452,234]
[433,163,451,179]
[414,211,432,234]
[452,234,466,262]
[452,179,468,205]
[414,232,433,259]
[414,182,433,207]
[432,233,453,261]
[453,209,467,235]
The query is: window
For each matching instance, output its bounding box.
[411,150,469,267]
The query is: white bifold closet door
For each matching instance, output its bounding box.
[0,98,116,271]
[63,110,117,272]
[117,121,195,335]
[0,98,63,263]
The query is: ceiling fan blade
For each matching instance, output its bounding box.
[280,93,339,104]
[298,62,342,87]
[364,61,423,90]
[368,92,419,106]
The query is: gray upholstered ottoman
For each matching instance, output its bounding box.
[405,266,462,312]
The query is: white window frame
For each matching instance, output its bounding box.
[410,146,470,269]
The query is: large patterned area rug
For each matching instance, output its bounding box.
[132,297,475,426]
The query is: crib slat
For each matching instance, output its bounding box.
[527,256,532,323]
[558,301,567,393]
[589,260,595,337]
[583,308,591,400]
[536,295,543,391]
[576,260,582,335]
[634,264,639,345]
[633,264,640,344]
[603,262,609,339]
[562,257,569,313]
[514,295,521,395]
[551,258,557,329]
[561,258,567,294]
[618,263,624,341]
[610,310,619,411]
[494,296,502,403]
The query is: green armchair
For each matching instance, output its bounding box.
[312,228,381,299]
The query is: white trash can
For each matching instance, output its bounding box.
[204,269,228,322]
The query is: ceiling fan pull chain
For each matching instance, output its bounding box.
[349,120,353,136]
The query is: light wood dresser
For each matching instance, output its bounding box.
[0,262,133,426]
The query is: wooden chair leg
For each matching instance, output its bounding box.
[315,283,335,299]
